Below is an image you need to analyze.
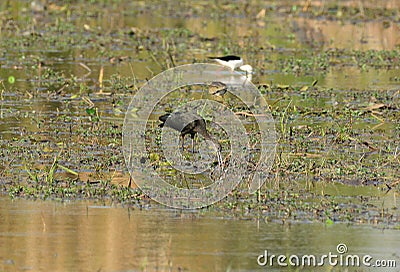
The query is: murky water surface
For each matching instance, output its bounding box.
[1,197,399,271]
[0,1,399,271]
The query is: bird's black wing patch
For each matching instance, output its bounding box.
[208,55,241,61]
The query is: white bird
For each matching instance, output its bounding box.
[239,64,253,76]
[208,55,243,71]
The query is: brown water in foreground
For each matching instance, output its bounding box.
[1,1,399,271]
[1,196,399,271]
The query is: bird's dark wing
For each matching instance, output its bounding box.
[208,55,241,61]
[159,112,207,136]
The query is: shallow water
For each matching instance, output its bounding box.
[0,1,399,271]
[0,196,399,271]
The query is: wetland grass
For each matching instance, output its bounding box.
[0,0,398,225]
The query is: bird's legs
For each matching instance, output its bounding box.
[180,134,197,153]
[191,135,196,153]
[180,135,185,151]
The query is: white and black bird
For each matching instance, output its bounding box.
[239,64,253,75]
[208,55,243,71]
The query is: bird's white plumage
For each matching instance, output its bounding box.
[209,55,253,81]
[212,58,243,71]
[239,64,253,74]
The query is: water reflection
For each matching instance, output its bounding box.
[293,17,400,50]
[1,197,398,271]
[0,2,399,270]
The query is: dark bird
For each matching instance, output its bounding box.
[208,81,227,97]
[208,55,243,71]
[159,112,221,155]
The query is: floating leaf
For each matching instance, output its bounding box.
[149,153,159,162]
[58,164,79,176]
[8,76,15,84]
[276,84,290,89]
[299,86,308,92]
[130,107,139,118]
[312,79,318,86]
[326,218,334,226]
[256,8,266,19]
[86,107,96,116]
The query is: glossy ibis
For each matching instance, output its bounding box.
[159,111,221,157]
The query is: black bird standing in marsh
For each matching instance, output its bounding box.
[159,112,222,163]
